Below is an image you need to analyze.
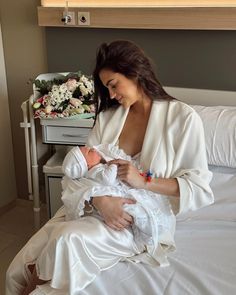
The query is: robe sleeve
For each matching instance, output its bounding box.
[172,108,214,215]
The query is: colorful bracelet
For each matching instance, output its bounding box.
[140,170,156,182]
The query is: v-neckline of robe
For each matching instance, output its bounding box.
[101,101,169,171]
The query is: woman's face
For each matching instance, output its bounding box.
[80,146,102,168]
[99,69,142,109]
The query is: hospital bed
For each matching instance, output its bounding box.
[6,87,236,295]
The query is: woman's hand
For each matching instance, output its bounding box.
[109,159,146,189]
[92,196,135,231]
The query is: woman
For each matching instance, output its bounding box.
[6,40,213,295]
[88,39,213,222]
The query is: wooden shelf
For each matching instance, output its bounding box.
[40,0,236,8]
[38,6,236,30]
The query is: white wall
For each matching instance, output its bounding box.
[0,23,17,207]
[0,0,48,200]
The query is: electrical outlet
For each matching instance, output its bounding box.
[61,11,76,26]
[78,12,90,26]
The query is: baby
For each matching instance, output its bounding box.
[62,144,176,266]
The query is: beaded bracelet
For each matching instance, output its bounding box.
[140,170,157,183]
[84,198,94,214]
[84,205,93,214]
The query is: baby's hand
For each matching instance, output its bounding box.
[109,159,146,189]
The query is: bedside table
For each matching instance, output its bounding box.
[41,118,94,217]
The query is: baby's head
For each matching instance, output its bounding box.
[79,146,102,169]
[63,146,102,179]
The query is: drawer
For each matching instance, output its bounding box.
[42,125,91,145]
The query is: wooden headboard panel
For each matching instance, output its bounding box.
[164,87,236,106]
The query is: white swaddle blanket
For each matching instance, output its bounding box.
[62,144,176,266]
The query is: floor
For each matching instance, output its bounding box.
[0,200,48,295]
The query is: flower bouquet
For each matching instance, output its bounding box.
[32,71,95,119]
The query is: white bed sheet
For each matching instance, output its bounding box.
[29,171,236,295]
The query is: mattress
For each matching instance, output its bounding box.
[31,171,236,295]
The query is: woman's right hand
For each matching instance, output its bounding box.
[92,196,135,231]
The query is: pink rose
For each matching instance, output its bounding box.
[89,104,95,113]
[66,79,78,92]
[69,98,82,107]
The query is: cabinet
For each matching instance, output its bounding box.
[41,117,93,145]
[42,118,93,217]
[43,150,64,217]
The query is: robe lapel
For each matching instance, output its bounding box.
[140,101,169,172]
[101,106,129,144]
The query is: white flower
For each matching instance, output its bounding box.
[80,75,88,83]
[85,80,94,94]
[79,75,94,95]
[78,83,89,96]
[48,84,72,108]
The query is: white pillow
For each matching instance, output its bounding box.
[191,105,236,168]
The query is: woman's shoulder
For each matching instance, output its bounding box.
[152,100,202,128]
[154,99,198,118]
[155,99,194,111]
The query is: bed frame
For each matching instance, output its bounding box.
[165,86,236,106]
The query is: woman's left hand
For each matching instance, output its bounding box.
[108,159,145,189]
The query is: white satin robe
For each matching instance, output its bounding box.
[87,100,214,215]
[5,100,214,295]
[61,144,176,267]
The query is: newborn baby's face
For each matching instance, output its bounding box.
[80,146,102,168]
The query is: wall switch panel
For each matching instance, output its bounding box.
[78,12,90,26]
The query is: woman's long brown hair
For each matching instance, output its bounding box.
[93,40,175,121]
